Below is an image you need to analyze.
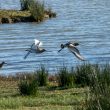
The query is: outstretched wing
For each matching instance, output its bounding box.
[24,43,34,59]
[34,39,42,47]
[68,41,79,46]
[68,46,85,61]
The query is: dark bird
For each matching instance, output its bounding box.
[24,39,46,59]
[0,61,7,68]
[58,41,85,61]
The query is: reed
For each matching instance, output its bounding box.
[18,79,38,96]
[20,0,45,22]
[36,66,48,86]
[77,63,110,110]
[57,66,75,88]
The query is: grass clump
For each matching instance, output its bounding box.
[18,79,38,96]
[36,66,48,86]
[20,0,45,22]
[74,63,93,87]
[77,63,110,110]
[20,0,30,11]
[57,67,75,88]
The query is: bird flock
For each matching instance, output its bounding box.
[24,39,85,60]
[0,39,85,69]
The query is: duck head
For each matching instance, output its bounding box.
[58,44,65,52]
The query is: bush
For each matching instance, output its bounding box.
[20,0,45,21]
[74,63,93,87]
[57,67,74,88]
[83,70,110,110]
[18,79,38,96]
[20,0,30,10]
[77,63,110,110]
[36,66,48,86]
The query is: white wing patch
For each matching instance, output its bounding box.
[34,39,42,46]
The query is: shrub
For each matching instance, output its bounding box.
[36,66,48,86]
[57,67,74,88]
[74,63,93,87]
[83,70,110,110]
[20,0,30,10]
[77,63,110,110]
[18,79,38,96]
[20,0,45,21]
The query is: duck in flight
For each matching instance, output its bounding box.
[58,41,85,61]
[24,39,46,59]
[0,61,7,68]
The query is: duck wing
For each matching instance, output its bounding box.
[68,46,85,61]
[34,39,42,47]
[24,43,34,59]
[67,41,79,46]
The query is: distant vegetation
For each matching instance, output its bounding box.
[0,0,56,24]
[20,0,56,22]
[0,63,110,109]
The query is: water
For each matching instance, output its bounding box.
[0,0,110,75]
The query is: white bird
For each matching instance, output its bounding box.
[24,39,46,59]
[58,41,85,61]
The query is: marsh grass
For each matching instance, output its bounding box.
[0,63,110,109]
[18,79,38,96]
[36,66,48,86]
[57,67,75,88]
[20,0,45,21]
[77,63,110,110]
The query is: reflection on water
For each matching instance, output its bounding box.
[0,0,110,74]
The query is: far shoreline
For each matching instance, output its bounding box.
[0,9,56,24]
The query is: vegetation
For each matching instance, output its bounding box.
[36,66,48,86]
[0,0,56,23]
[57,67,74,88]
[0,63,110,109]
[79,63,110,110]
[18,79,38,96]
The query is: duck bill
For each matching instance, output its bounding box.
[58,48,63,52]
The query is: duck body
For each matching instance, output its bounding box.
[24,39,46,59]
[0,61,6,68]
[58,41,85,61]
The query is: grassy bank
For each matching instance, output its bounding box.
[0,63,110,110]
[0,80,87,110]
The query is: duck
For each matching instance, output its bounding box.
[58,41,85,61]
[24,39,46,59]
[0,61,7,68]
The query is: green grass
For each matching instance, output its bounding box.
[0,63,110,109]
[0,80,87,110]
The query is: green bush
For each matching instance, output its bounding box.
[74,63,93,87]
[18,79,38,96]
[77,63,110,110]
[20,0,30,10]
[84,71,110,110]
[20,0,45,21]
[57,67,74,88]
[36,66,48,86]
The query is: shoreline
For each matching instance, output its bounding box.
[0,9,56,24]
